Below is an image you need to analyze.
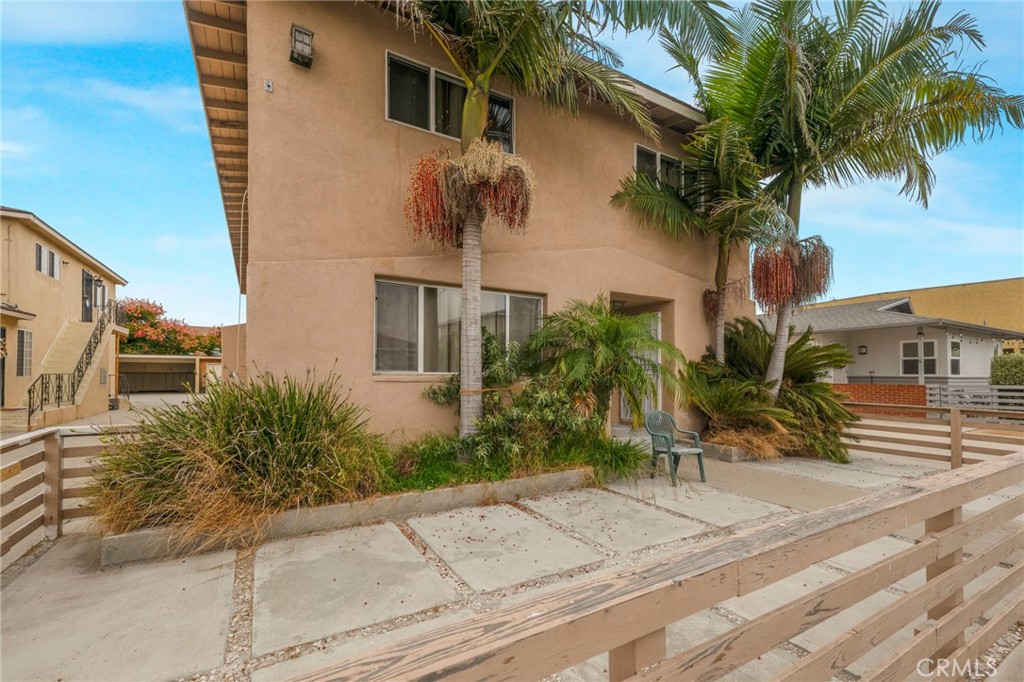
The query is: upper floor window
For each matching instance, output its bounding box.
[387,53,515,152]
[635,145,682,190]
[375,280,541,373]
[901,339,936,376]
[34,243,60,280]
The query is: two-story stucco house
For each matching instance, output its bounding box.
[0,207,128,433]
[186,1,752,436]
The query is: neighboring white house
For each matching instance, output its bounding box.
[760,298,1023,385]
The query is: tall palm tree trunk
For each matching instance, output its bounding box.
[459,207,484,438]
[765,177,803,399]
[713,237,731,363]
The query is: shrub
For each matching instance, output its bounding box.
[92,372,390,550]
[423,328,522,407]
[991,354,1024,385]
[680,318,856,463]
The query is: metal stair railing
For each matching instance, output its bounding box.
[26,300,120,424]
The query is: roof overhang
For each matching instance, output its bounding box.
[0,207,128,285]
[0,304,36,321]
[184,0,249,293]
[794,319,1024,338]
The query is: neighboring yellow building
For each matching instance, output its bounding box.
[186,2,754,437]
[1,207,128,433]
[806,278,1024,354]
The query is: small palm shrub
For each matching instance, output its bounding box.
[523,295,683,426]
[679,318,856,462]
[92,373,390,550]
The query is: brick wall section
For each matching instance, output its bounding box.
[834,383,927,417]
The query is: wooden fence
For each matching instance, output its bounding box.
[927,385,1024,411]
[844,402,1024,468]
[295,453,1024,682]
[0,426,134,569]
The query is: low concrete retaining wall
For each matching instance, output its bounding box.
[701,442,756,463]
[100,467,593,567]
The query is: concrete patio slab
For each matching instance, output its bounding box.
[251,609,474,682]
[252,523,459,655]
[520,488,707,552]
[608,478,790,528]
[696,458,865,512]
[741,458,902,489]
[407,504,605,592]
[0,532,234,682]
[842,451,945,479]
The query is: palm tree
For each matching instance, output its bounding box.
[395,0,655,436]
[611,117,787,363]
[697,0,1023,398]
[523,295,684,428]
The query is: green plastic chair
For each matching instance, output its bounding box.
[644,410,706,485]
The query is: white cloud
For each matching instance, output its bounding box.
[0,106,57,175]
[85,79,204,132]
[1,1,184,45]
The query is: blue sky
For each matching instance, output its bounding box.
[2,1,1022,326]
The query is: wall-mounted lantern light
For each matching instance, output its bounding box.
[857,345,868,355]
[290,24,313,68]
[869,370,875,385]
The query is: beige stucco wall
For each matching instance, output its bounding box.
[242,2,753,437]
[221,324,247,381]
[1,215,121,414]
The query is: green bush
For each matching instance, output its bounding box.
[92,372,390,549]
[991,354,1024,385]
[423,328,522,408]
[679,318,857,463]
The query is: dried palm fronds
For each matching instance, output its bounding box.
[702,288,720,323]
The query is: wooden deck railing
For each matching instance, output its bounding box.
[1,425,136,568]
[294,453,1024,682]
[844,402,1024,468]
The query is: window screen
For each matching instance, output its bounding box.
[388,56,430,129]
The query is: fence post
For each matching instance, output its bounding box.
[949,408,962,470]
[608,628,666,682]
[42,430,63,541]
[921,415,965,668]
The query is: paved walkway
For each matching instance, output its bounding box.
[1,451,1020,682]
[56,392,191,429]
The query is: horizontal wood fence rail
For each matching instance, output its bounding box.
[927,385,1024,411]
[1,425,137,567]
[844,402,1024,469]
[293,453,1024,682]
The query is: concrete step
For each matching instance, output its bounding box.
[37,321,97,375]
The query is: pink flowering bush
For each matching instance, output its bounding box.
[121,298,220,355]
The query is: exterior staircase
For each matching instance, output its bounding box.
[15,316,114,433]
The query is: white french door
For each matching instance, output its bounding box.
[620,312,662,422]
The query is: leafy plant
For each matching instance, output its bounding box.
[991,354,1024,385]
[523,295,683,426]
[679,317,856,462]
[423,328,522,408]
[92,372,390,550]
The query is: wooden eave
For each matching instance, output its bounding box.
[184,0,249,293]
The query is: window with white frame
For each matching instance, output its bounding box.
[635,145,686,194]
[374,280,542,373]
[949,339,962,375]
[34,243,60,279]
[16,329,32,376]
[386,54,515,152]
[901,339,937,375]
